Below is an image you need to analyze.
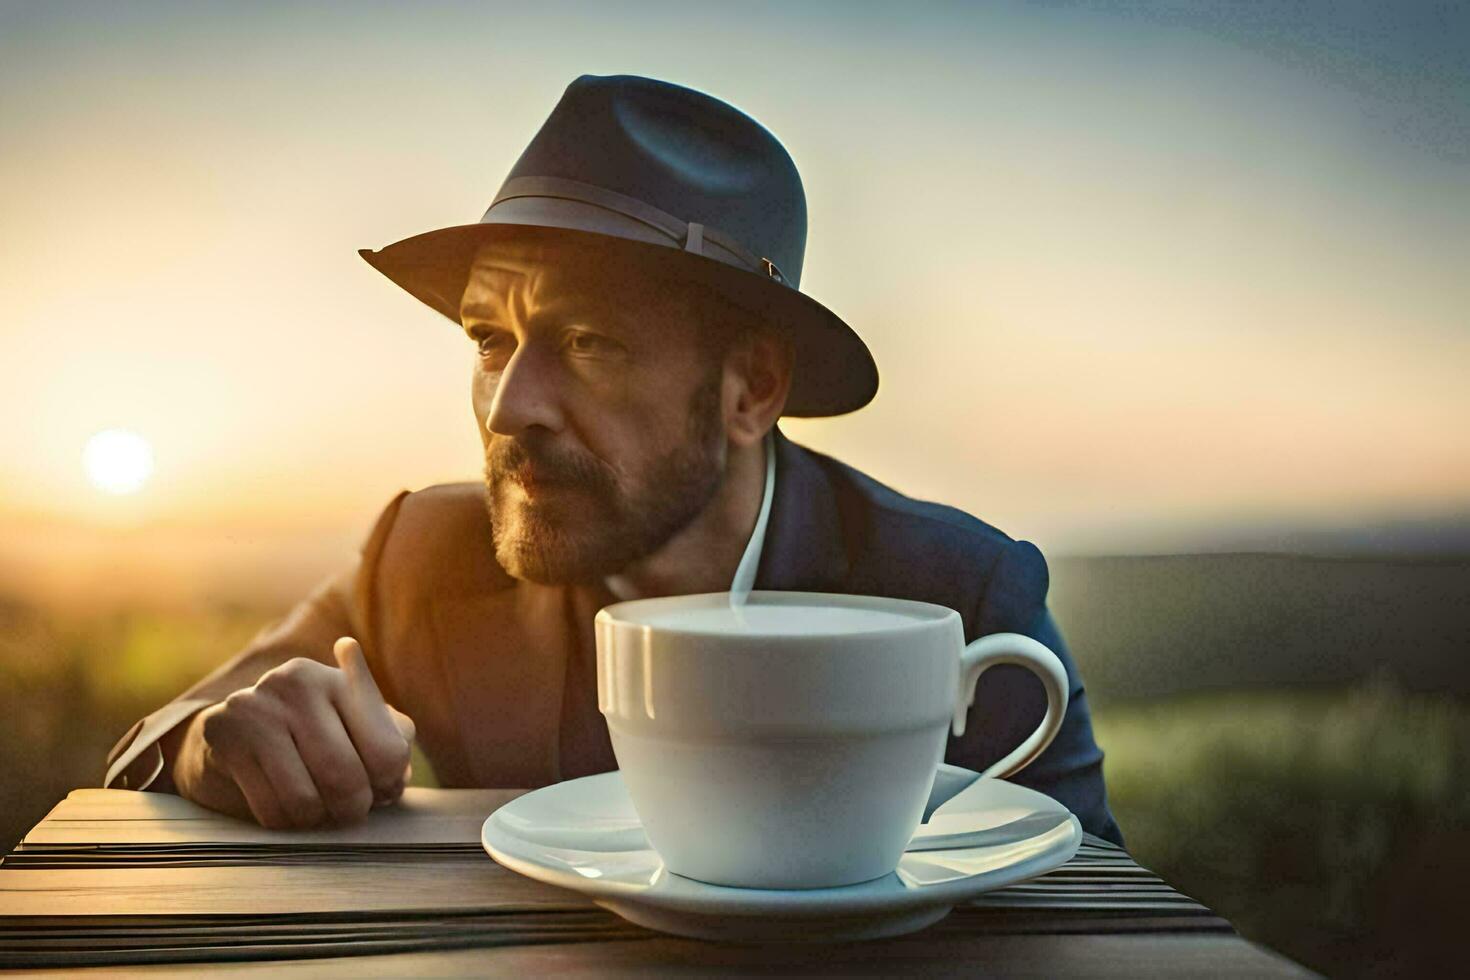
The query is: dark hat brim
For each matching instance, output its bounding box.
[358,222,878,418]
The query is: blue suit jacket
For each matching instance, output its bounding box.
[757,424,1123,845]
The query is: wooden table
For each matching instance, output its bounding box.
[0,788,1315,977]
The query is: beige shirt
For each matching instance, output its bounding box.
[105,430,776,791]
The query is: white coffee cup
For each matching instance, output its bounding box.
[594,590,1069,890]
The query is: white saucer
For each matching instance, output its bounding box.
[481,763,1081,942]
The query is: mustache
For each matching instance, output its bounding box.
[486,435,613,491]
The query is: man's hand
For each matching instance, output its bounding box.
[171,637,417,829]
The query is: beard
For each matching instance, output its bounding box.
[481,371,726,585]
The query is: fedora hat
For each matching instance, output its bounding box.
[358,73,878,418]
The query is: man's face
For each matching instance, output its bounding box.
[462,240,729,585]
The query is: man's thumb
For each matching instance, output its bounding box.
[333,637,381,698]
[334,636,414,744]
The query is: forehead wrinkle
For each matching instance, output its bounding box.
[510,266,536,328]
[462,256,557,331]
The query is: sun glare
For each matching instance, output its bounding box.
[83,429,155,495]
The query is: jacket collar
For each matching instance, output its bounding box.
[753,422,851,593]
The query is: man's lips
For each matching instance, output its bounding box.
[509,466,573,493]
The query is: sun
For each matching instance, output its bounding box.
[83,429,155,495]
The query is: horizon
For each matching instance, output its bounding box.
[4,501,1465,614]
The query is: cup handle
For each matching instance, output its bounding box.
[952,632,1070,780]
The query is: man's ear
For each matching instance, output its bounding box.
[723,327,794,449]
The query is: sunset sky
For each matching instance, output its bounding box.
[3,1,1466,603]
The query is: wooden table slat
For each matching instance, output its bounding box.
[0,787,1315,977]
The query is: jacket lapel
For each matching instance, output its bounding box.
[754,423,851,593]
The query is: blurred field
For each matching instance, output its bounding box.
[1049,552,1470,977]
[1096,687,1468,979]
[2,551,1467,978]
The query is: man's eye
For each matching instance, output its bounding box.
[477,334,513,357]
[565,331,614,355]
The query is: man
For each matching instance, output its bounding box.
[104,74,1123,846]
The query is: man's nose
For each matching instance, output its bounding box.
[484,344,565,438]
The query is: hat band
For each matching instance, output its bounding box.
[484,176,790,287]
